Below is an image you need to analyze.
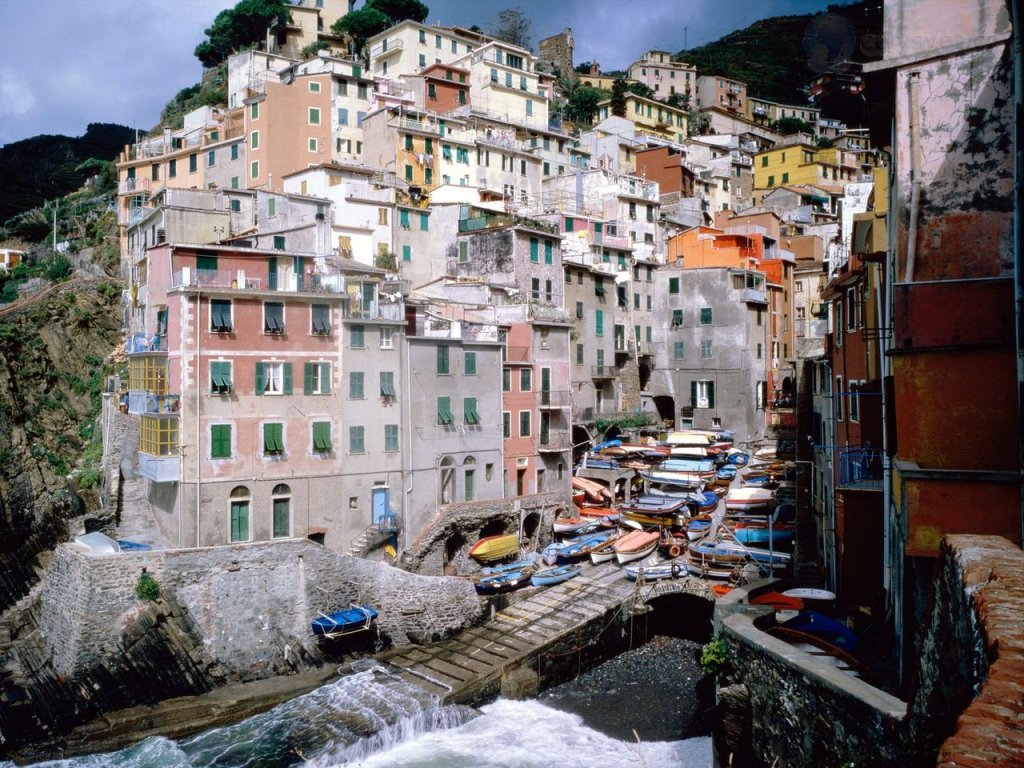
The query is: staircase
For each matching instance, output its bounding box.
[348,524,385,558]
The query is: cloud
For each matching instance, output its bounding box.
[0,67,37,119]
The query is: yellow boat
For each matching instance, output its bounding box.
[469,533,520,563]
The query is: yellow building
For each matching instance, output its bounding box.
[752,142,861,201]
[595,94,687,143]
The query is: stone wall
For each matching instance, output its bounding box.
[917,535,1024,767]
[38,538,482,679]
[403,491,570,575]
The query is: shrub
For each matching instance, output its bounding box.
[135,571,161,601]
[700,636,731,682]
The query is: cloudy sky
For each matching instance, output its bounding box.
[2,0,848,147]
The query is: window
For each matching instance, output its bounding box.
[437,345,450,374]
[458,241,468,262]
[350,324,365,348]
[271,484,291,538]
[530,237,539,262]
[189,153,197,173]
[169,159,177,178]
[348,370,364,398]
[465,351,477,375]
[251,131,259,150]
[308,138,318,153]
[464,397,480,425]
[419,54,427,67]
[575,301,584,319]
[669,276,680,294]
[700,307,713,325]
[251,160,259,179]
[230,196,240,209]
[544,240,553,264]
[692,380,715,409]
[380,371,396,398]
[545,279,552,302]
[420,212,429,231]
[384,424,399,452]
[782,172,789,184]
[503,368,511,391]
[400,209,410,229]
[255,361,292,395]
[263,422,284,455]
[576,343,584,365]
[835,303,844,346]
[349,425,365,453]
[273,235,285,250]
[311,304,330,335]
[673,341,685,359]
[595,308,603,336]
[647,295,653,311]
[767,175,775,187]
[211,424,231,459]
[230,486,250,542]
[401,244,412,262]
[671,309,683,327]
[520,368,532,391]
[503,411,511,438]
[700,340,713,358]
[250,102,260,120]
[308,107,320,125]
[531,277,540,300]
[211,299,232,332]
[380,326,394,349]
[405,165,413,182]
[437,396,454,425]
[757,343,763,359]
[849,381,860,422]
[312,422,332,454]
[519,411,531,437]
[847,288,857,331]
[210,361,233,394]
[207,149,215,167]
[264,302,284,333]
[835,377,845,420]
[628,201,636,219]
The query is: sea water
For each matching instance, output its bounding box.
[6,666,711,768]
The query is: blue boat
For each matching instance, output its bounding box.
[474,567,533,594]
[742,473,776,487]
[543,529,617,564]
[690,490,720,514]
[733,525,795,547]
[717,465,737,481]
[623,560,684,581]
[781,611,859,652]
[531,563,582,587]
[480,555,539,576]
[311,605,378,637]
[727,452,750,466]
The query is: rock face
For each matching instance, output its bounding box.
[0,539,483,755]
[0,279,123,613]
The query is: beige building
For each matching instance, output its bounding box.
[627,50,696,100]
[748,96,821,127]
[695,74,747,115]
[366,21,479,81]
[595,94,688,144]
[457,40,549,131]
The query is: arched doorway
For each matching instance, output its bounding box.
[439,456,455,505]
[271,483,291,538]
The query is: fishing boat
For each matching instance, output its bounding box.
[724,487,774,513]
[731,520,795,547]
[661,457,717,479]
[727,451,750,466]
[480,556,539,576]
[571,476,614,505]
[686,514,713,541]
[545,528,620,564]
[552,515,590,535]
[690,538,791,572]
[690,490,720,515]
[659,531,688,559]
[469,533,520,563]
[623,560,684,581]
[311,605,378,638]
[474,567,533,594]
[620,494,690,528]
[780,611,859,652]
[531,563,582,587]
[716,465,738,482]
[614,530,661,564]
[683,552,741,581]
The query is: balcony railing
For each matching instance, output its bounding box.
[129,393,181,416]
[342,299,404,321]
[591,365,617,380]
[118,207,147,226]
[741,287,768,305]
[539,390,571,408]
[370,38,404,58]
[119,178,156,194]
[837,444,884,489]
[602,234,631,250]
[172,268,346,295]
[538,429,571,451]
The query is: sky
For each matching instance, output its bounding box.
[1,0,848,147]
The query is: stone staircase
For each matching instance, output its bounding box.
[349,524,387,557]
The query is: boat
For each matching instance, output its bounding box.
[726,451,750,466]
[782,587,837,612]
[623,560,684,581]
[469,533,520,563]
[474,567,534,594]
[731,522,795,547]
[311,605,378,637]
[780,610,859,652]
[531,563,582,587]
[716,465,738,482]
[724,487,774,513]
[690,490,720,515]
[553,515,589,535]
[740,472,777,488]
[691,538,791,571]
[614,530,661,564]
[480,556,539,576]
[571,476,614,505]
[578,505,618,519]
[620,495,690,528]
[686,515,713,541]
[545,529,620,563]
[661,458,717,479]
[683,552,742,581]
[749,591,805,612]
[659,531,688,559]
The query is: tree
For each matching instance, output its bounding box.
[332,6,391,57]
[300,40,331,60]
[610,79,628,117]
[769,116,815,136]
[491,7,532,50]
[332,0,429,57]
[626,82,655,100]
[574,61,593,75]
[664,90,691,111]
[688,110,711,137]
[565,86,605,129]
[369,0,428,23]
[194,0,292,68]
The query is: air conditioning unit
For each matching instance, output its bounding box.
[155,228,166,244]
[697,397,709,408]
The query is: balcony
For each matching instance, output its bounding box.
[539,390,571,408]
[538,429,571,451]
[603,234,631,250]
[573,406,594,422]
[342,299,405,322]
[172,268,346,295]
[591,364,617,380]
[837,444,883,490]
[389,115,440,134]
[129,392,180,416]
[138,413,180,483]
[615,178,658,201]
[119,178,156,195]
[138,452,181,483]
[118,207,147,226]
[741,287,768,305]
[370,38,404,58]
[632,340,654,356]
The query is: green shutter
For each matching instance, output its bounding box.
[530,238,539,262]
[420,213,429,231]
[211,424,231,458]
[544,240,553,264]
[707,382,715,409]
[304,362,314,395]
[465,351,476,375]
[319,364,330,394]
[313,422,331,451]
[691,381,698,407]
[464,397,479,425]
[438,396,453,424]
[282,363,292,395]
[255,362,265,395]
